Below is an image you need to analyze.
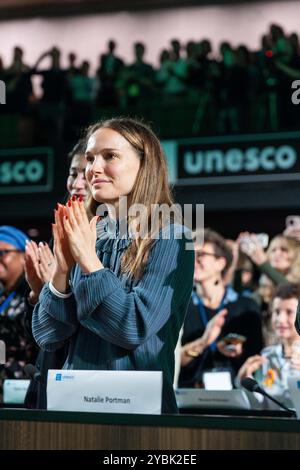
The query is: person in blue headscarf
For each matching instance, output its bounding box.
[0,226,38,399]
[0,226,27,295]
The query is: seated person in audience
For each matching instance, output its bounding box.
[238,232,300,286]
[0,226,38,400]
[178,229,263,388]
[238,283,300,409]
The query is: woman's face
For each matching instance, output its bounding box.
[271,297,299,343]
[0,241,25,291]
[268,239,292,273]
[85,128,141,207]
[67,154,87,200]
[194,242,225,283]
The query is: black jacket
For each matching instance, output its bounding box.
[178,291,263,388]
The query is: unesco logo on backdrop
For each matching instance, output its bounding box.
[0,80,6,104]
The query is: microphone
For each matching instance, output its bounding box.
[24,363,36,380]
[24,364,38,409]
[241,377,296,417]
[24,363,45,384]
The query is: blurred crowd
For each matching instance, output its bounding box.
[178,220,300,409]
[1,132,300,409]
[1,22,300,143]
[1,20,300,410]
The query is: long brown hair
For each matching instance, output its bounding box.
[85,117,174,279]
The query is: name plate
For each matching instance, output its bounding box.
[47,370,162,414]
[175,388,251,409]
[3,379,30,404]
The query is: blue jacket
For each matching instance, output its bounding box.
[32,219,194,413]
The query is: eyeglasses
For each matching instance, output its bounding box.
[0,249,21,258]
[196,251,219,260]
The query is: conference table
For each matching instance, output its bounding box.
[0,408,300,449]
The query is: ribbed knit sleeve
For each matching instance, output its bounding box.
[74,226,194,350]
[32,283,78,351]
[258,261,287,285]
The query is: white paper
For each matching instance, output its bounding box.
[287,373,300,417]
[3,379,30,404]
[203,371,233,390]
[47,370,162,414]
[175,388,251,409]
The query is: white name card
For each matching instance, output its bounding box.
[47,370,162,414]
[203,371,233,390]
[287,373,300,418]
[175,388,251,410]
[3,379,30,404]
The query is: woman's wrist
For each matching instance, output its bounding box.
[252,251,267,266]
[79,254,103,274]
[185,338,206,358]
[28,290,40,305]
[51,271,70,293]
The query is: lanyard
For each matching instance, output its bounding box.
[193,287,228,352]
[0,291,16,316]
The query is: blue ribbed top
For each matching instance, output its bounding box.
[32,218,194,413]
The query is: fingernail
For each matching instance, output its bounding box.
[79,195,83,202]
[72,195,76,201]
[67,200,71,207]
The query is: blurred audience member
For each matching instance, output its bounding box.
[0,226,37,399]
[31,47,68,143]
[96,39,124,106]
[238,283,300,409]
[238,233,300,285]
[68,61,96,134]
[179,229,263,388]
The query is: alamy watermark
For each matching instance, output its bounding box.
[95,198,204,250]
[0,80,6,104]
[291,80,300,105]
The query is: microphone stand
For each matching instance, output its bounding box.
[258,388,296,417]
